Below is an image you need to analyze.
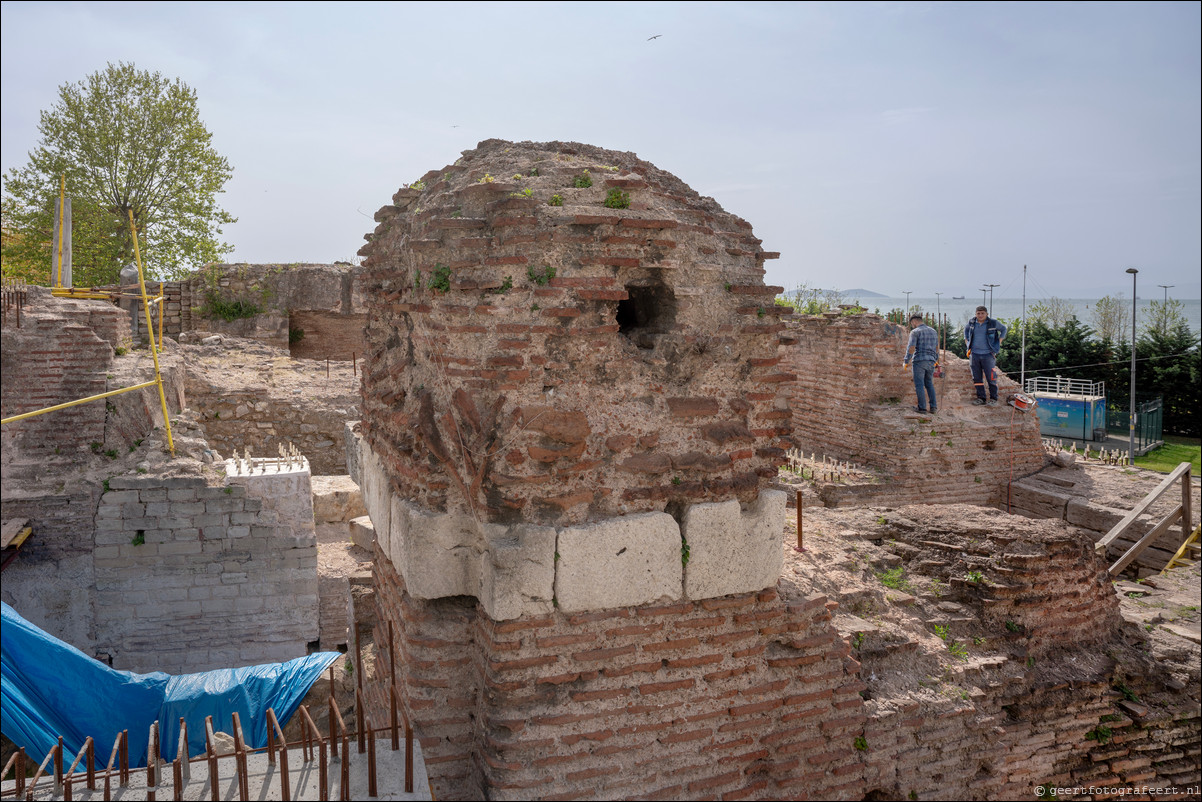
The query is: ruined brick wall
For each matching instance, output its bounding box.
[357,139,790,527]
[365,546,865,801]
[287,310,367,361]
[92,471,318,673]
[1,288,130,460]
[782,313,1046,507]
[362,529,1197,801]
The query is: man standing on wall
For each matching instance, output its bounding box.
[903,313,939,414]
[964,306,1007,406]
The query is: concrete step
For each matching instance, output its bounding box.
[5,738,430,801]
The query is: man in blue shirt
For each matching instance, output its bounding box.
[963,306,1008,406]
[903,313,939,413]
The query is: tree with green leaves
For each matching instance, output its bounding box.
[2,62,235,285]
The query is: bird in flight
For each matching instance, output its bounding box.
[647,34,662,40]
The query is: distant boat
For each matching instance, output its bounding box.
[952,295,965,299]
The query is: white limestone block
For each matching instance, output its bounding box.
[360,448,391,559]
[399,503,477,600]
[477,522,557,621]
[554,512,682,613]
[682,489,786,600]
[349,515,375,550]
[311,475,367,524]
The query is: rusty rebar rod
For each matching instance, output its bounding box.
[266,708,291,802]
[298,706,328,802]
[205,717,219,802]
[366,715,377,799]
[231,712,249,802]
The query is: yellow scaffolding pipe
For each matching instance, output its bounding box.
[1,381,158,425]
[128,209,174,455]
[1,212,175,456]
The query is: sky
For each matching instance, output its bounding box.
[2,1,1199,300]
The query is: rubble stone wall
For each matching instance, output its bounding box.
[782,314,1046,507]
[92,471,318,673]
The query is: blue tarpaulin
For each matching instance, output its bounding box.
[1,602,339,766]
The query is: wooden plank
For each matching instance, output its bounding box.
[1,519,30,549]
[1095,462,1191,554]
[1108,507,1183,576]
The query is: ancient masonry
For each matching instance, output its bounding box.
[782,313,1046,508]
[349,140,1198,800]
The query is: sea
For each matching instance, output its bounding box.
[809,294,1202,336]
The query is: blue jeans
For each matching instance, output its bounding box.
[970,352,998,400]
[912,361,936,410]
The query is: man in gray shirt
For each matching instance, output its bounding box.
[903,313,939,413]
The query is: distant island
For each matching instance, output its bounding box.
[837,288,887,298]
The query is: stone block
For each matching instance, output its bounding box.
[1007,481,1072,520]
[360,447,391,553]
[395,503,476,600]
[477,522,556,620]
[555,512,682,613]
[345,422,363,485]
[311,474,367,524]
[1065,498,1126,534]
[349,515,375,550]
[682,490,785,600]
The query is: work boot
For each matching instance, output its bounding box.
[972,398,987,406]
[987,398,999,406]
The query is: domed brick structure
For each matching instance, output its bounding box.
[353,139,792,619]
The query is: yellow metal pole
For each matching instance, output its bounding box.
[127,210,174,455]
[1,381,159,426]
[158,283,164,350]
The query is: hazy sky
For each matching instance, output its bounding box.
[2,1,1199,299]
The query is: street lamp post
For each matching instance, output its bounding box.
[1158,284,1174,334]
[979,288,988,307]
[985,283,1000,317]
[903,291,912,318]
[1127,268,1138,460]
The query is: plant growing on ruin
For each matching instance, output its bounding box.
[131,530,145,546]
[671,476,682,485]
[853,736,867,751]
[851,632,864,650]
[877,566,910,592]
[876,516,887,525]
[531,304,540,312]
[933,624,950,642]
[1085,725,1113,745]
[413,269,422,291]
[479,173,495,183]
[948,641,968,660]
[527,265,556,286]
[573,170,592,189]
[114,346,127,356]
[681,537,690,566]
[102,479,111,493]
[494,276,513,294]
[428,263,452,293]
[289,327,305,345]
[410,180,426,191]
[1115,683,1139,703]
[548,194,564,207]
[104,448,118,459]
[603,188,630,209]
[511,174,523,181]
[965,570,985,584]
[451,209,463,218]
[1005,620,1021,633]
[757,307,766,319]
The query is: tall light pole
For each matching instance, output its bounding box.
[985,283,1000,317]
[980,288,988,307]
[903,290,912,312]
[1127,268,1138,460]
